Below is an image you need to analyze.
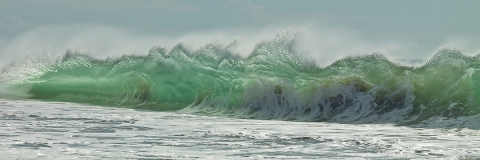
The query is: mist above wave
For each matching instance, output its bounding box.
[1,25,480,125]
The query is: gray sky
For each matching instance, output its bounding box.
[1,0,479,66]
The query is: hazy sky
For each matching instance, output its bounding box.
[2,0,479,34]
[1,0,479,66]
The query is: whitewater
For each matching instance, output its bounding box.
[1,28,480,159]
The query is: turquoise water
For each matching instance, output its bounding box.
[1,38,479,124]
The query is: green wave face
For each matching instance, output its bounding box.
[1,39,479,124]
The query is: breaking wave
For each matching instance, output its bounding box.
[1,38,479,124]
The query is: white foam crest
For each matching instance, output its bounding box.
[1,25,164,66]
[183,75,417,123]
[0,24,295,68]
[234,77,308,120]
[371,73,416,123]
[310,83,376,122]
[0,23,441,70]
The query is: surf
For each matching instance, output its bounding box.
[1,37,479,124]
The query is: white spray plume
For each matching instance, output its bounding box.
[2,23,477,69]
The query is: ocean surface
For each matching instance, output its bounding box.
[2,99,480,159]
[1,38,480,159]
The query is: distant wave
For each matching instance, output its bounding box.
[1,38,479,124]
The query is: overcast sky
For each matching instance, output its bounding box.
[2,0,479,34]
[1,0,479,66]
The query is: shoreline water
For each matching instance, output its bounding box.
[1,99,479,159]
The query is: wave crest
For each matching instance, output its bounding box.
[1,39,479,124]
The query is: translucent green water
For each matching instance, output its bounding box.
[1,39,479,123]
